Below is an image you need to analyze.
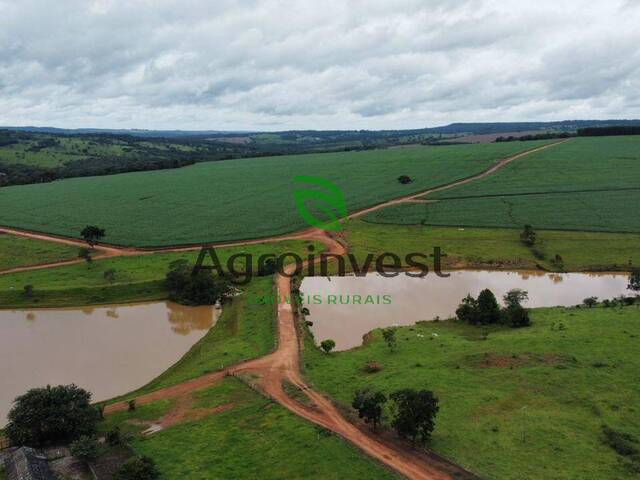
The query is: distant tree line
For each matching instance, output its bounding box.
[577,126,640,136]
[495,132,573,142]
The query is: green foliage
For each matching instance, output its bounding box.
[382,328,398,351]
[583,296,598,308]
[390,389,439,446]
[80,225,105,247]
[6,384,99,446]
[114,456,159,480]
[106,426,123,446]
[165,260,231,306]
[628,271,640,292]
[352,389,387,430]
[477,289,501,325]
[0,141,551,246]
[22,284,34,297]
[520,225,536,246]
[320,339,336,353]
[70,435,100,462]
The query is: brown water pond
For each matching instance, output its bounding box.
[0,301,218,425]
[302,270,631,351]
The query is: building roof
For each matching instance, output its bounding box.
[3,447,53,480]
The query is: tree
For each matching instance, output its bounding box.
[70,435,100,462]
[382,328,397,351]
[165,260,231,306]
[503,289,529,309]
[520,225,536,246]
[477,289,501,324]
[583,296,598,308]
[80,225,105,248]
[114,456,159,480]
[397,175,412,184]
[628,271,640,292]
[455,294,479,324]
[503,304,531,328]
[352,389,387,431]
[23,284,35,298]
[320,339,336,353]
[6,384,99,446]
[390,389,439,446]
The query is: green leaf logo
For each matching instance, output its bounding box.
[294,176,347,231]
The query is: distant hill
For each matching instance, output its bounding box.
[3,119,640,138]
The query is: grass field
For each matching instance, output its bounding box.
[0,239,321,308]
[363,189,640,233]
[0,141,552,246]
[103,378,396,479]
[303,305,640,480]
[0,233,78,271]
[339,220,640,272]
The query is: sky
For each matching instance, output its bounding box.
[1,0,639,131]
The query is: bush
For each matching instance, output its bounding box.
[70,435,100,462]
[23,284,35,298]
[106,426,123,446]
[6,384,98,446]
[583,297,598,308]
[320,339,336,353]
[503,305,531,328]
[520,224,536,246]
[397,175,413,184]
[114,456,159,480]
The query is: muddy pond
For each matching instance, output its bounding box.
[0,301,218,424]
[302,270,631,351]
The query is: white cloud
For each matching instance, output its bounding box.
[0,0,638,130]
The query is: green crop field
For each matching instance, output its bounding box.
[364,189,640,233]
[364,136,640,232]
[431,136,640,199]
[303,305,640,480]
[0,141,552,246]
[103,378,396,480]
[0,233,78,271]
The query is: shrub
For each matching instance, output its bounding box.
[320,339,336,353]
[106,426,122,446]
[23,284,34,298]
[520,224,536,246]
[114,456,159,480]
[6,384,98,446]
[397,175,413,184]
[583,297,598,308]
[70,435,100,462]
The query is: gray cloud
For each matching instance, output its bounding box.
[0,0,639,130]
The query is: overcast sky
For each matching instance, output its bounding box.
[1,0,639,131]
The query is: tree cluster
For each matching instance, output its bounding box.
[456,288,530,328]
[165,259,231,306]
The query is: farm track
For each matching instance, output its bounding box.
[1,141,565,478]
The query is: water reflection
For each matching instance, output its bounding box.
[0,301,219,425]
[302,270,630,351]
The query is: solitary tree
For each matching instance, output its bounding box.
[352,389,387,431]
[320,339,336,353]
[502,289,531,328]
[382,328,397,352]
[520,225,536,246]
[397,175,413,184]
[390,389,439,446]
[6,384,99,446]
[80,225,105,248]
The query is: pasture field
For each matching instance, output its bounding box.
[0,141,553,246]
[103,378,396,480]
[430,136,640,199]
[364,189,640,233]
[0,239,321,308]
[338,221,640,272]
[0,233,78,271]
[303,305,640,480]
